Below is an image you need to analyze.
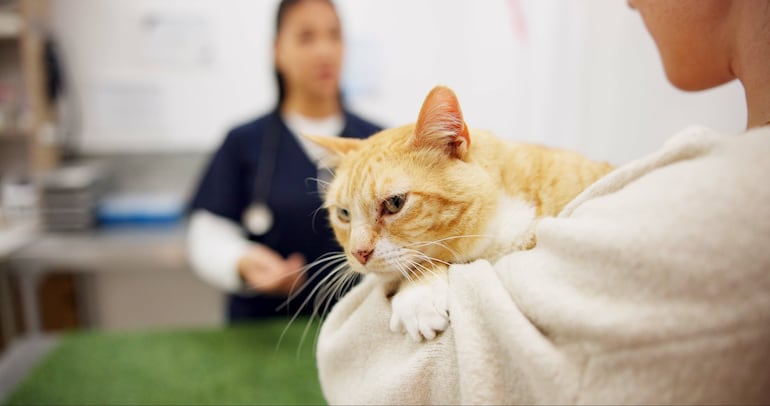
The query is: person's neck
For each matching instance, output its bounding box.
[741,74,770,129]
[737,43,770,128]
[733,2,770,129]
[281,92,341,119]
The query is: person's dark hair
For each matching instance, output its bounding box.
[274,0,337,105]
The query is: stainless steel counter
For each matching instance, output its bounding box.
[8,224,189,335]
[5,152,222,336]
[11,224,188,274]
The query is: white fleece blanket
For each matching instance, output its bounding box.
[316,126,770,405]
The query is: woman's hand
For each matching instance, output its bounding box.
[237,245,307,296]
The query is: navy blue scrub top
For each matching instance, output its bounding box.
[190,108,381,322]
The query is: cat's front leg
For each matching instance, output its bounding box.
[389,267,450,342]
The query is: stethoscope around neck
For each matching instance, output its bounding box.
[242,118,282,236]
[243,114,345,235]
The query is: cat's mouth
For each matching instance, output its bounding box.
[354,256,434,280]
[353,261,397,276]
[346,238,442,278]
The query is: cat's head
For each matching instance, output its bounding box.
[306,86,498,278]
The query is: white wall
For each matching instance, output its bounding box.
[50,0,746,164]
[574,0,745,163]
[50,0,276,152]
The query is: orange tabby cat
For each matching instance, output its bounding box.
[306,85,613,341]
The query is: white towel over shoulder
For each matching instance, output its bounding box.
[316,126,770,405]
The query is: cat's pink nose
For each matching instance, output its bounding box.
[353,248,373,265]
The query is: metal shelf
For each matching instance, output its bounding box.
[0,11,21,40]
[0,131,28,141]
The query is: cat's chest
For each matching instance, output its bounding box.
[469,194,537,262]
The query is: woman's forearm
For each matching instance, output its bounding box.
[187,209,253,292]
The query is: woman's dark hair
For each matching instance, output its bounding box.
[274,0,337,105]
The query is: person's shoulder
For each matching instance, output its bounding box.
[343,109,383,139]
[718,125,770,157]
[563,125,770,220]
[225,113,275,143]
[218,112,281,153]
[660,124,770,156]
[662,124,770,171]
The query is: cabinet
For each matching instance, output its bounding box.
[0,0,57,196]
[0,0,58,353]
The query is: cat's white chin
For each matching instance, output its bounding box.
[354,263,403,280]
[346,258,398,277]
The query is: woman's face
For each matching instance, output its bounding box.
[275,0,343,100]
[628,0,735,91]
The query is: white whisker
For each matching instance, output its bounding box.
[296,263,353,356]
[404,240,462,262]
[409,233,493,246]
[277,267,345,351]
[407,258,440,280]
[277,254,348,311]
[312,272,358,355]
[393,257,415,283]
[402,248,451,266]
[276,252,354,353]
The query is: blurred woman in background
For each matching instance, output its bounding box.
[187,0,380,322]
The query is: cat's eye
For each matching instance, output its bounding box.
[383,194,407,215]
[336,207,350,223]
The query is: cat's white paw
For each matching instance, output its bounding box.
[389,276,449,342]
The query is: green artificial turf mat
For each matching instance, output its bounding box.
[5,318,326,405]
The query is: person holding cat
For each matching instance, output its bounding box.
[186,0,380,321]
[314,1,770,404]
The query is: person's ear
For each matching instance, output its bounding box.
[273,40,283,72]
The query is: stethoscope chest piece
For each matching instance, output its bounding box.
[243,202,273,236]
[244,117,282,236]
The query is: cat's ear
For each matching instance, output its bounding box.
[414,85,470,160]
[303,134,362,168]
